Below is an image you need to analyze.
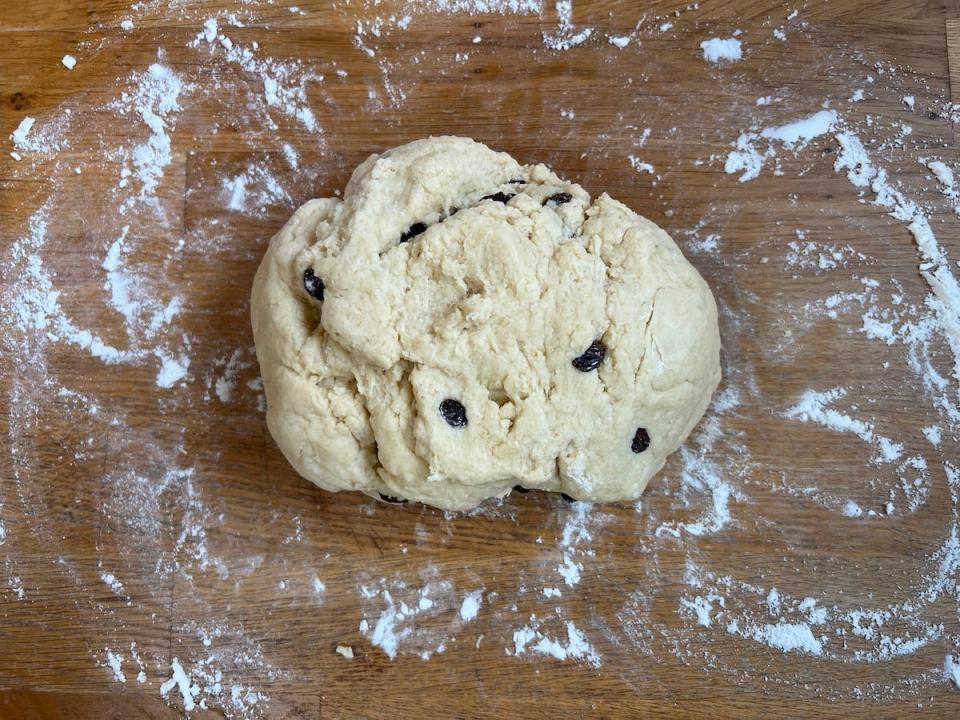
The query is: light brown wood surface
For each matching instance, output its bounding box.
[2,1,960,718]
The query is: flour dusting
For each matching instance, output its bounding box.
[2,3,959,714]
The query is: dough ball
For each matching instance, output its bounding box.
[251,136,720,510]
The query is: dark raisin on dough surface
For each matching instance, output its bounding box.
[543,192,572,206]
[439,399,468,427]
[572,340,606,372]
[481,192,515,204]
[303,268,324,301]
[631,427,651,454]
[400,222,428,243]
[378,493,408,504]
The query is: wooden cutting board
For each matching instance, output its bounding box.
[2,1,959,717]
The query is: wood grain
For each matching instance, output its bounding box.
[948,18,960,103]
[2,1,960,718]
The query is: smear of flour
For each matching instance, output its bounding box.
[10,115,69,154]
[158,626,273,714]
[358,570,482,660]
[656,388,744,538]
[512,617,601,667]
[222,164,292,215]
[785,387,904,465]
[725,109,838,181]
[946,655,960,688]
[112,64,188,212]
[833,131,960,414]
[542,0,593,51]
[192,21,322,133]
[555,501,597,586]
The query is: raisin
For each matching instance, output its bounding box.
[303,268,324,301]
[508,178,526,184]
[927,111,939,120]
[572,340,606,372]
[379,493,408,504]
[481,192,515,204]
[439,399,467,427]
[543,192,572,206]
[400,222,427,243]
[513,485,529,493]
[631,428,651,454]
[561,492,576,503]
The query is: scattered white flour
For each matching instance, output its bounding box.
[700,37,742,63]
[223,165,291,214]
[628,155,655,174]
[842,499,863,518]
[834,131,960,411]
[211,348,253,403]
[552,501,603,587]
[725,110,838,182]
[113,64,187,210]
[542,0,593,51]
[100,571,125,595]
[686,233,721,254]
[358,572,464,660]
[923,425,942,446]
[424,0,543,12]
[192,19,322,133]
[160,658,198,712]
[105,650,126,682]
[785,387,903,465]
[61,55,77,70]
[155,351,190,388]
[925,160,959,215]
[785,236,868,272]
[3,8,960,715]
[10,116,36,147]
[459,590,483,621]
[656,388,743,538]
[740,622,824,655]
[925,160,955,197]
[680,594,723,627]
[129,643,147,684]
[512,618,601,667]
[946,655,960,688]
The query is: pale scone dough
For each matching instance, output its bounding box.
[251,137,721,510]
